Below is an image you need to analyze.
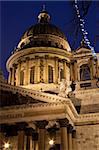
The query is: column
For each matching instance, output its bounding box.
[70,61,74,81]
[32,132,38,150]
[63,60,66,79]
[74,60,78,81]
[11,64,17,85]
[25,57,29,85]
[68,124,73,150]
[26,128,33,150]
[72,130,77,150]
[66,62,70,82]
[58,118,69,150]
[17,60,21,85]
[54,57,58,83]
[8,68,12,84]
[11,66,14,85]
[35,56,40,83]
[17,123,27,150]
[45,55,48,83]
[37,120,48,150]
[18,130,25,150]
[90,58,93,79]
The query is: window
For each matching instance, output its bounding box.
[20,70,24,85]
[80,64,91,81]
[30,66,35,84]
[60,69,64,81]
[48,66,53,83]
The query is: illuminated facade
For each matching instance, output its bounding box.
[0,8,99,150]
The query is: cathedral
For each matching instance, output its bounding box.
[0,7,99,150]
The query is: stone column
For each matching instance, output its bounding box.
[11,64,17,85]
[68,124,73,150]
[8,68,12,84]
[17,60,21,85]
[32,132,38,150]
[37,120,48,150]
[54,57,59,83]
[25,57,29,85]
[45,55,48,83]
[63,60,66,79]
[35,56,40,83]
[11,66,14,85]
[74,60,77,81]
[72,130,77,150]
[70,61,74,81]
[58,118,69,150]
[90,58,93,79]
[17,122,27,150]
[26,128,33,150]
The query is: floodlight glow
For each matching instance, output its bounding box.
[4,142,10,149]
[49,139,54,145]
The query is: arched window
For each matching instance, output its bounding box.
[48,66,53,83]
[80,64,91,81]
[60,69,64,81]
[30,66,35,84]
[20,70,24,85]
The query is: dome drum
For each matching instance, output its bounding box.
[7,8,71,92]
[7,52,71,92]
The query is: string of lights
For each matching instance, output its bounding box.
[74,0,96,57]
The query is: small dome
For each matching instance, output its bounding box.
[17,8,68,50]
[21,23,66,40]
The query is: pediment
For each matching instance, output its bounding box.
[0,89,45,107]
[75,47,92,55]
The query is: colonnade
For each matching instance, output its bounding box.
[0,119,77,150]
[8,56,70,86]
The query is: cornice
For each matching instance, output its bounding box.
[6,47,72,70]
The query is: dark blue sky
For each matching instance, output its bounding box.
[0,1,99,79]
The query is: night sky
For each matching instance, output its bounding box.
[0,1,99,79]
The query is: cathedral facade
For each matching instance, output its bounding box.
[0,8,99,150]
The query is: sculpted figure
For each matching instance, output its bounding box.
[58,79,72,98]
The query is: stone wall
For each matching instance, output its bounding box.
[76,124,99,150]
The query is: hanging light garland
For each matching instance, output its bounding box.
[74,0,96,57]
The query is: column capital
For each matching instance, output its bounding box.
[25,127,35,136]
[17,122,28,131]
[12,63,17,68]
[36,120,48,129]
[67,124,73,133]
[58,118,69,127]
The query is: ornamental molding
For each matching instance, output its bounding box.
[6,47,72,70]
[0,101,77,125]
[74,87,99,95]
[0,82,71,103]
